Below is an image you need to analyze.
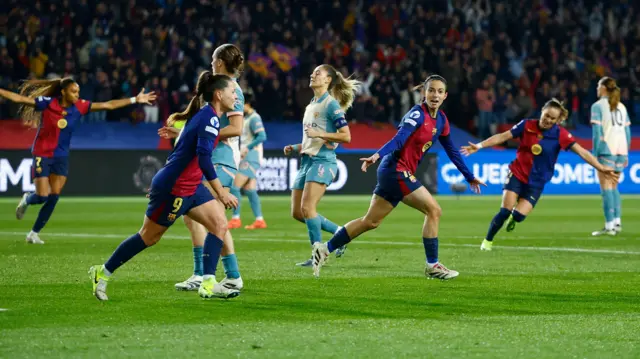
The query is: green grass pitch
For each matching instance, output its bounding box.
[1,195,639,358]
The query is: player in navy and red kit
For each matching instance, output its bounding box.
[0,78,156,244]
[311,75,486,279]
[461,99,615,251]
[88,72,240,301]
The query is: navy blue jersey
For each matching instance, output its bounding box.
[151,104,220,196]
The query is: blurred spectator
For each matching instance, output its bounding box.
[0,0,638,136]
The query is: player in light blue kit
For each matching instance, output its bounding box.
[160,44,246,292]
[284,64,362,266]
[590,77,632,236]
[228,91,268,230]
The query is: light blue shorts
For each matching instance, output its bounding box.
[291,155,337,190]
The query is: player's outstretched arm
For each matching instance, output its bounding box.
[91,88,156,111]
[461,130,514,156]
[0,88,36,106]
[571,142,615,175]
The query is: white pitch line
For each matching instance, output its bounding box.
[0,308,9,312]
[0,231,638,256]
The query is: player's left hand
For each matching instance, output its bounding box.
[136,88,157,105]
[158,126,180,139]
[461,142,481,156]
[219,193,239,210]
[360,153,380,172]
[240,147,249,158]
[304,127,323,139]
[468,178,487,194]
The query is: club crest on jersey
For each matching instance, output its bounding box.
[537,134,543,140]
[314,112,320,119]
[422,141,433,153]
[531,144,542,155]
[167,213,177,222]
[62,111,68,116]
[57,119,68,129]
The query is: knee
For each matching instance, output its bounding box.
[427,205,442,221]
[206,215,228,238]
[300,203,315,219]
[291,207,304,222]
[362,216,382,231]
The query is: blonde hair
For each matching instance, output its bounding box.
[167,71,232,126]
[320,65,361,110]
[542,98,569,123]
[19,77,76,127]
[600,77,620,110]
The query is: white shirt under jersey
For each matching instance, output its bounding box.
[300,92,346,160]
[590,98,631,156]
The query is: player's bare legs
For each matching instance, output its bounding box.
[402,187,458,280]
[291,189,304,223]
[480,190,519,251]
[311,194,394,276]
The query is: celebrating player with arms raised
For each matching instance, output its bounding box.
[462,99,615,251]
[312,75,485,279]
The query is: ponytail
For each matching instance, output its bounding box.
[166,71,232,126]
[600,77,621,110]
[321,65,362,110]
[18,77,75,127]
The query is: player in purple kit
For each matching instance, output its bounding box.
[461,99,615,251]
[311,75,485,279]
[0,78,156,244]
[88,72,239,301]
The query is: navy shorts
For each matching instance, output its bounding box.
[504,173,543,207]
[32,156,69,178]
[373,168,423,207]
[145,183,214,227]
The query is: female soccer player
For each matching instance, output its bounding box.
[460,99,616,251]
[311,75,484,279]
[2,78,156,244]
[590,77,631,236]
[284,64,362,266]
[89,72,240,301]
[159,44,246,292]
[228,91,268,230]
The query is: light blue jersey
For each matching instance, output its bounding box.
[300,92,347,161]
[590,98,631,156]
[211,82,244,169]
[241,111,266,164]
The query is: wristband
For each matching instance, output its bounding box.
[130,97,136,104]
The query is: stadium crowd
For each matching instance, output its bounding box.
[0,0,639,137]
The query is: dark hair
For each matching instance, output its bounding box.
[599,77,620,110]
[19,77,76,127]
[244,91,255,106]
[319,64,362,110]
[542,98,569,122]
[412,74,448,93]
[167,72,232,125]
[213,44,245,78]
